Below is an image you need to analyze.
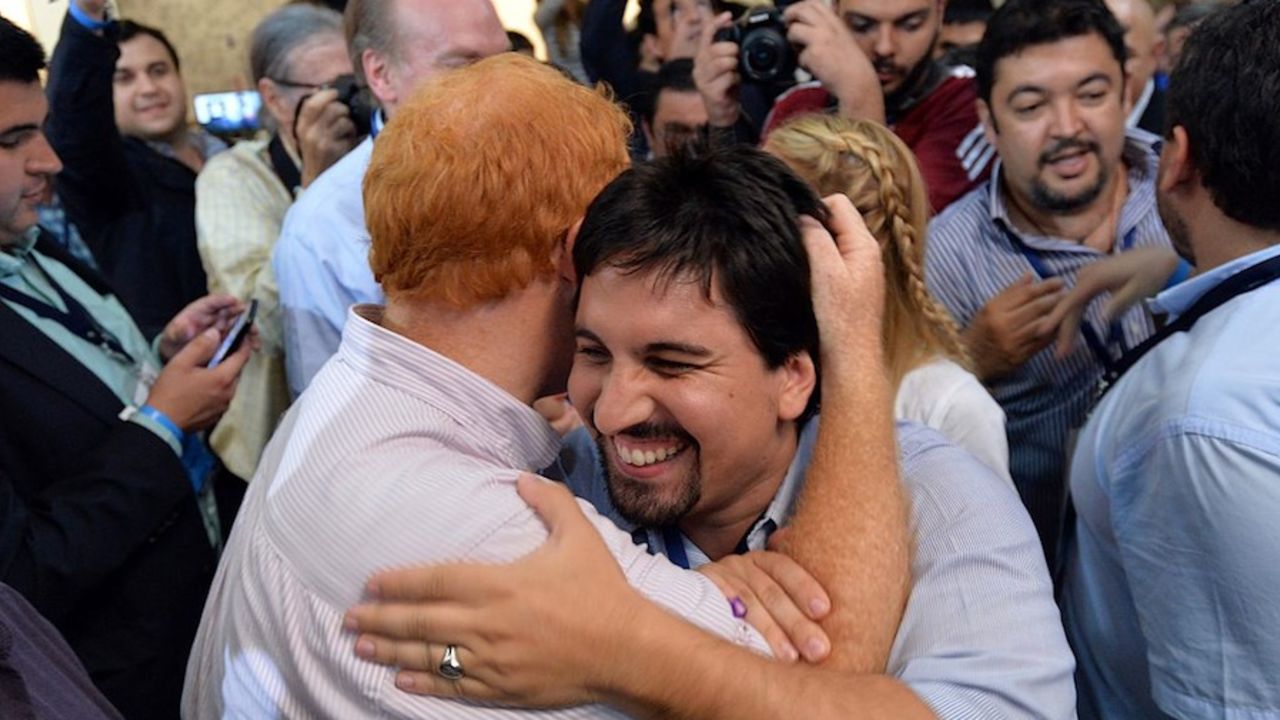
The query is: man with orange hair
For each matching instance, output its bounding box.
[183,51,921,718]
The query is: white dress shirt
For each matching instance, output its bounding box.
[183,306,765,719]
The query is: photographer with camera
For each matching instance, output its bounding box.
[695,0,992,212]
[196,3,358,482]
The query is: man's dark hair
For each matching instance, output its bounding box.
[118,20,182,72]
[975,0,1126,106]
[575,144,827,420]
[944,0,994,26]
[644,59,697,124]
[1167,0,1280,231]
[0,15,46,84]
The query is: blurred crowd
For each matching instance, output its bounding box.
[1,0,1276,718]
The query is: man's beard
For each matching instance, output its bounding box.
[596,424,701,528]
[1029,138,1109,215]
[879,27,940,112]
[1158,188,1195,264]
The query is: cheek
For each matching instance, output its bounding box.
[567,364,603,427]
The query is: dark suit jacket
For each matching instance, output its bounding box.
[0,235,241,720]
[45,14,208,340]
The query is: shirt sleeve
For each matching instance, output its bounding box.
[893,433,1077,719]
[196,150,284,301]
[1110,425,1280,719]
[273,216,350,399]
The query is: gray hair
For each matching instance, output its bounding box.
[249,3,345,85]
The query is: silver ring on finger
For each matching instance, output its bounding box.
[437,644,465,681]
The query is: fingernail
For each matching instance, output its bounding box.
[343,613,358,632]
[809,598,830,617]
[203,327,219,339]
[395,673,415,689]
[365,580,382,599]
[355,638,374,658]
[782,642,799,662]
[805,637,829,659]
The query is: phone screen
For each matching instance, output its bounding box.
[208,299,258,368]
[193,91,262,135]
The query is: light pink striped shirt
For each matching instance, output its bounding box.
[182,306,765,719]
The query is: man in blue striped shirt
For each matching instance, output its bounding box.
[925,0,1172,559]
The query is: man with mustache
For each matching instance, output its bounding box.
[924,0,1174,563]
[695,0,993,211]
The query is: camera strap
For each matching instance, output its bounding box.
[267,133,303,198]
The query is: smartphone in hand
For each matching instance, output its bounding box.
[207,299,258,368]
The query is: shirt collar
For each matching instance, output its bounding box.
[0,227,40,279]
[1149,244,1280,321]
[986,128,1162,248]
[337,305,563,473]
[145,128,227,164]
[646,418,818,566]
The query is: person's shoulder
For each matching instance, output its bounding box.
[926,68,979,107]
[277,138,372,252]
[197,139,271,187]
[928,183,992,246]
[895,421,1021,511]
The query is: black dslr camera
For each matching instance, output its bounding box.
[713,0,799,86]
[330,75,375,137]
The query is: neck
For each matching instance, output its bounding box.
[1186,203,1280,274]
[380,282,564,407]
[678,434,798,561]
[1003,161,1128,251]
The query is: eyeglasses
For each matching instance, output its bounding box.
[266,76,338,92]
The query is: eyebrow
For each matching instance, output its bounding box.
[574,328,713,358]
[1005,71,1114,103]
[0,123,39,139]
[846,8,931,24]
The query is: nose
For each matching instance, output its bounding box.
[27,132,63,177]
[1049,98,1085,137]
[874,26,896,59]
[134,72,159,96]
[590,367,656,437]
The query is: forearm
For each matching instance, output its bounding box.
[603,598,930,719]
[784,321,910,673]
[45,13,132,216]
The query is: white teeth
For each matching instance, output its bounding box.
[614,439,682,466]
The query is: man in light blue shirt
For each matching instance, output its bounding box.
[272,0,509,397]
[1061,4,1280,717]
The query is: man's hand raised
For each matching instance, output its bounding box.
[693,12,743,128]
[784,0,885,124]
[964,273,1066,381]
[801,193,886,359]
[295,88,358,189]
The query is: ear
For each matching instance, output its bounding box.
[557,217,586,285]
[362,48,397,109]
[1157,125,1196,195]
[776,352,818,424]
[976,98,997,145]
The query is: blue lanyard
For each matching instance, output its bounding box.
[657,518,778,570]
[999,222,1137,373]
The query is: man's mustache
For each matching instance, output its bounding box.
[1039,138,1100,167]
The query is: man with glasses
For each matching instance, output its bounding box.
[196,3,358,482]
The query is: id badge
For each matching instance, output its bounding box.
[132,360,160,407]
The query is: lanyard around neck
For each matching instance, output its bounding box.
[0,253,135,365]
[1097,253,1280,400]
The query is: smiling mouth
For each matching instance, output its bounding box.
[612,437,688,468]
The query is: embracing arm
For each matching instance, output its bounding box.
[779,198,911,674]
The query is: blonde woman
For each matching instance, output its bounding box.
[766,114,1012,485]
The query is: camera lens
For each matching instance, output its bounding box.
[746,38,780,72]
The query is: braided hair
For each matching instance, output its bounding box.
[764,114,970,387]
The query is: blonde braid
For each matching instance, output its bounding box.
[841,131,972,370]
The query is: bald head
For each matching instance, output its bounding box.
[347,0,508,116]
[1105,0,1161,106]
